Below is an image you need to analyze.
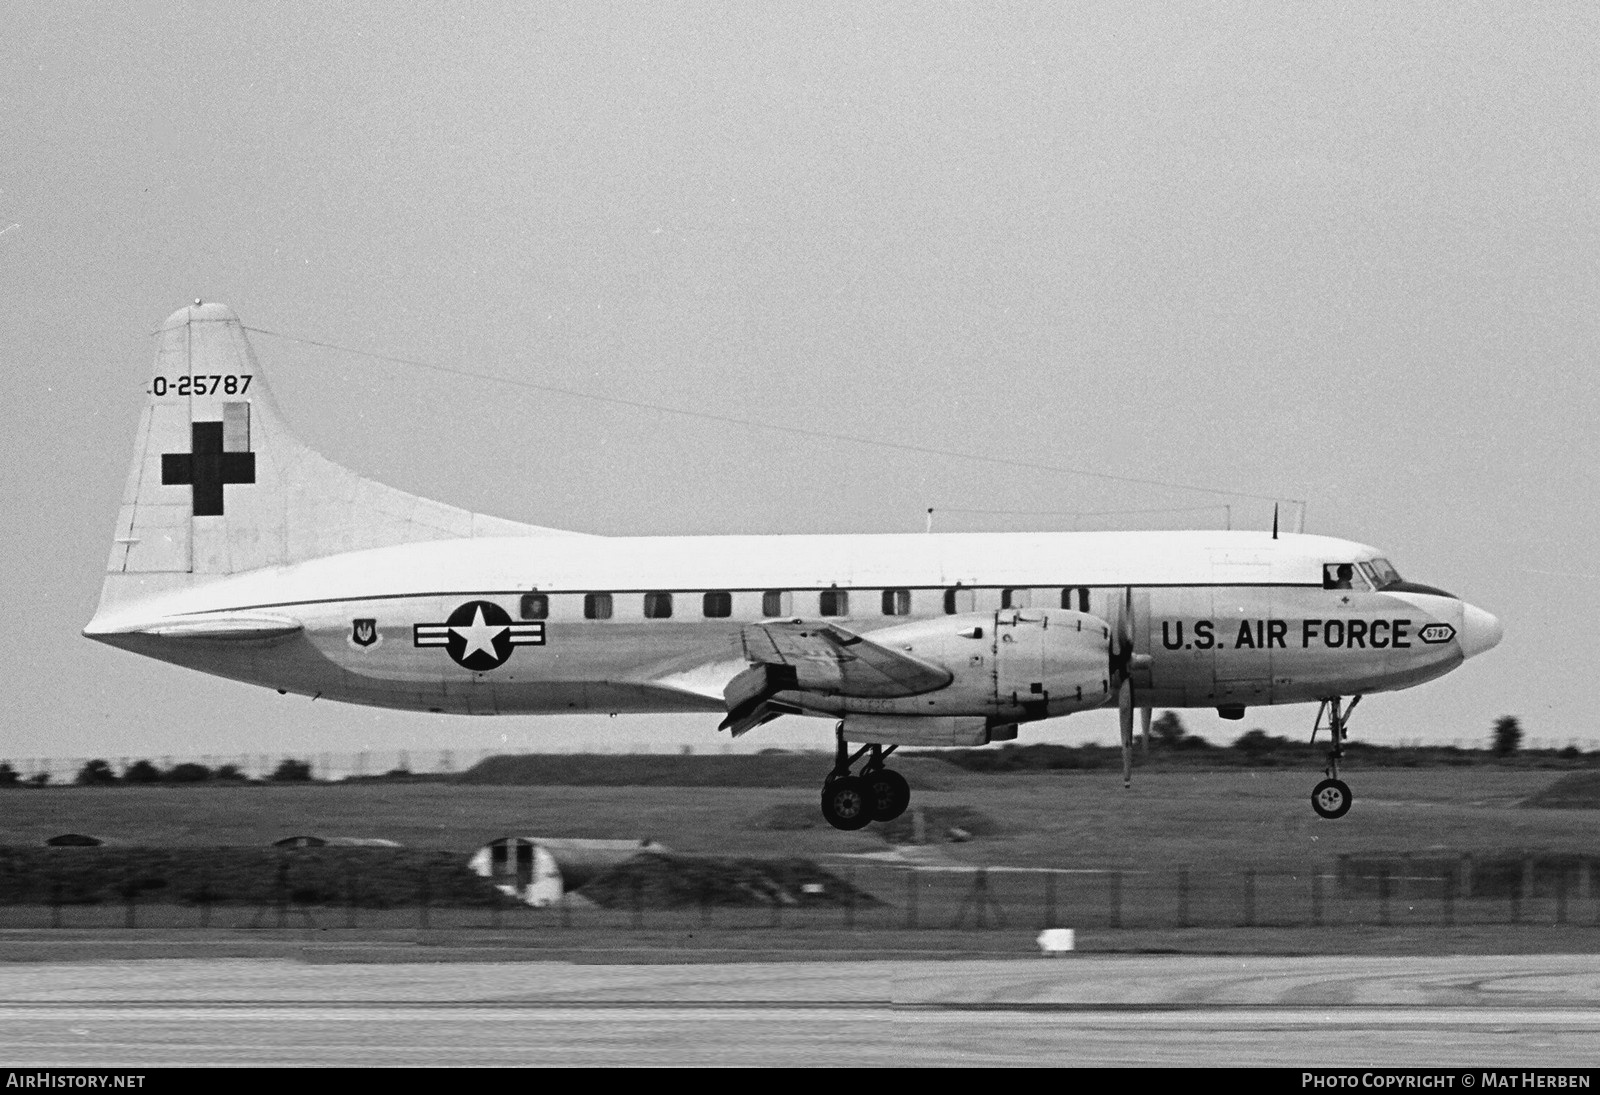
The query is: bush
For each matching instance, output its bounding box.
[1150,711,1187,748]
[165,763,212,783]
[270,758,313,782]
[122,760,161,785]
[0,763,17,788]
[1493,716,1523,758]
[75,759,118,786]
[1231,729,1278,755]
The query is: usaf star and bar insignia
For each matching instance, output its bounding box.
[413,600,544,671]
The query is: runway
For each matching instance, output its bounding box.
[3,955,1600,1066]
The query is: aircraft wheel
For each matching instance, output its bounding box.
[863,768,911,822]
[1311,778,1353,819]
[820,776,874,831]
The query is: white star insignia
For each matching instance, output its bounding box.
[451,605,507,660]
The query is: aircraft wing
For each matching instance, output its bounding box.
[738,619,953,697]
[716,619,953,736]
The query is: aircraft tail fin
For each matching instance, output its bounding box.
[101,301,574,594]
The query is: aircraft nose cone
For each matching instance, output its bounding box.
[1459,603,1502,659]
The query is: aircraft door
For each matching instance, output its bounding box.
[1145,587,1216,705]
[1211,556,1276,705]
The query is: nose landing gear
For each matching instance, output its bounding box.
[1310,695,1361,819]
[1311,777,1351,819]
[819,724,911,831]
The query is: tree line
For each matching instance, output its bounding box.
[0,716,1546,787]
[931,714,1554,772]
[1147,712,1531,757]
[0,757,315,787]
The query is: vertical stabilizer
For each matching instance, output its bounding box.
[100,302,575,605]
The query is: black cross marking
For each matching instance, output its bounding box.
[161,422,255,517]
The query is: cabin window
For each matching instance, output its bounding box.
[1001,588,1031,609]
[584,592,613,620]
[881,588,910,616]
[1061,587,1089,612]
[519,593,549,620]
[762,590,789,617]
[944,587,975,614]
[820,590,849,617]
[644,592,674,619]
[703,591,732,618]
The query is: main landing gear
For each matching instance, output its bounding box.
[1310,695,1362,819]
[819,724,912,831]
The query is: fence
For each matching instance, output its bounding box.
[2,855,1597,934]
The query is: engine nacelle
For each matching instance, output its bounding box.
[838,714,992,746]
[802,608,1113,727]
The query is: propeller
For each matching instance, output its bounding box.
[1112,587,1136,789]
[1118,677,1134,789]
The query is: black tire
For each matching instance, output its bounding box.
[863,768,911,822]
[820,776,874,831]
[1311,777,1352,819]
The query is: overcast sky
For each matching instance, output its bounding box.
[2,2,1595,774]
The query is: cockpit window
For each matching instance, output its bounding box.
[1369,557,1402,587]
[1322,563,1357,590]
[1364,556,1455,598]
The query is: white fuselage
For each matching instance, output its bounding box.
[86,528,1492,726]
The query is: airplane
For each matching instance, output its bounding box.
[85,302,1503,829]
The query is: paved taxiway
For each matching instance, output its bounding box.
[4,955,1600,1066]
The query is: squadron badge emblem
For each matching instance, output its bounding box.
[350,618,380,648]
[414,600,544,671]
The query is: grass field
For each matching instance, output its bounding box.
[2,765,1598,953]
[1,766,1594,872]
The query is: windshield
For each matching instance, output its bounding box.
[1369,557,1402,587]
[1363,556,1454,597]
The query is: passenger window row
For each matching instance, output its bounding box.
[518,587,1093,621]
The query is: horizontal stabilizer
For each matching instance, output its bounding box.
[94,611,303,642]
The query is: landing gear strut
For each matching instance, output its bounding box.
[1310,695,1361,819]
[819,725,910,831]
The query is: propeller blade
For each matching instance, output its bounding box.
[1140,706,1152,758]
[1118,679,1134,789]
